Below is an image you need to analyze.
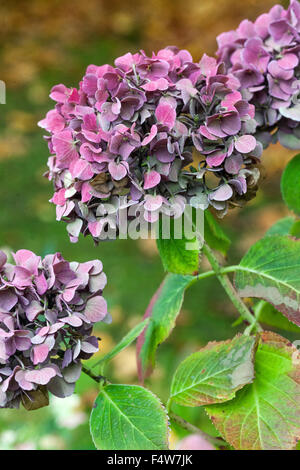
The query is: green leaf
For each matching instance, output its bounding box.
[254,300,300,333]
[93,318,150,372]
[206,332,300,450]
[156,214,201,275]
[290,220,300,238]
[137,273,193,383]
[264,216,295,237]
[204,210,231,255]
[235,235,300,326]
[170,334,256,407]
[281,154,300,214]
[90,384,169,450]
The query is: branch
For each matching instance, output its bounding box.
[169,412,226,447]
[202,243,262,333]
[81,364,108,384]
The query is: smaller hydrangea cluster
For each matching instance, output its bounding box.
[217,0,300,150]
[39,47,262,242]
[0,249,108,409]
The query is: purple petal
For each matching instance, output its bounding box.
[0,251,7,270]
[0,290,17,311]
[47,376,75,398]
[62,363,82,384]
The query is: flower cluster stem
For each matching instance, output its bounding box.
[169,412,226,447]
[202,243,262,333]
[81,365,108,385]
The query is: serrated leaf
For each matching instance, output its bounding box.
[281,154,300,215]
[156,214,201,275]
[204,210,231,255]
[264,216,295,237]
[255,300,300,333]
[170,334,256,407]
[90,384,169,450]
[137,273,193,383]
[290,220,300,238]
[235,235,300,326]
[206,332,300,450]
[94,318,150,371]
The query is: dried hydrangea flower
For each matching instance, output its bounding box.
[216,0,300,150]
[0,249,109,409]
[39,47,261,240]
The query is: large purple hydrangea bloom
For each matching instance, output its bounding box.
[0,249,108,409]
[217,0,300,150]
[39,47,261,241]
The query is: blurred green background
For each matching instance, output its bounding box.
[0,0,297,450]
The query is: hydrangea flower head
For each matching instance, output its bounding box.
[216,0,300,150]
[0,249,108,409]
[39,47,261,240]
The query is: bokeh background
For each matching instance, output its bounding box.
[0,0,297,450]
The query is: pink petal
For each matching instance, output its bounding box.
[84,296,107,323]
[211,184,233,201]
[144,171,161,190]
[235,135,257,154]
[155,103,176,130]
[144,195,163,212]
[141,125,158,146]
[35,273,48,295]
[206,151,227,167]
[59,315,83,327]
[32,344,49,365]
[13,250,40,274]
[278,54,299,70]
[108,161,127,180]
[25,366,57,385]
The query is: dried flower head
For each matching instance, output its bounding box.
[216,0,300,150]
[0,249,108,409]
[39,47,261,241]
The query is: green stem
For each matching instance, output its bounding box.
[188,265,239,286]
[202,243,262,333]
[81,365,108,385]
[169,412,226,447]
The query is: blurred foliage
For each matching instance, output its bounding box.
[0,0,298,450]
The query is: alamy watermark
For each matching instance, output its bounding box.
[87,196,205,250]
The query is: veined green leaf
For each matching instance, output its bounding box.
[206,332,300,450]
[264,216,295,237]
[156,213,201,275]
[204,210,231,255]
[170,334,256,407]
[90,384,169,450]
[281,154,300,214]
[254,300,300,333]
[235,235,300,326]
